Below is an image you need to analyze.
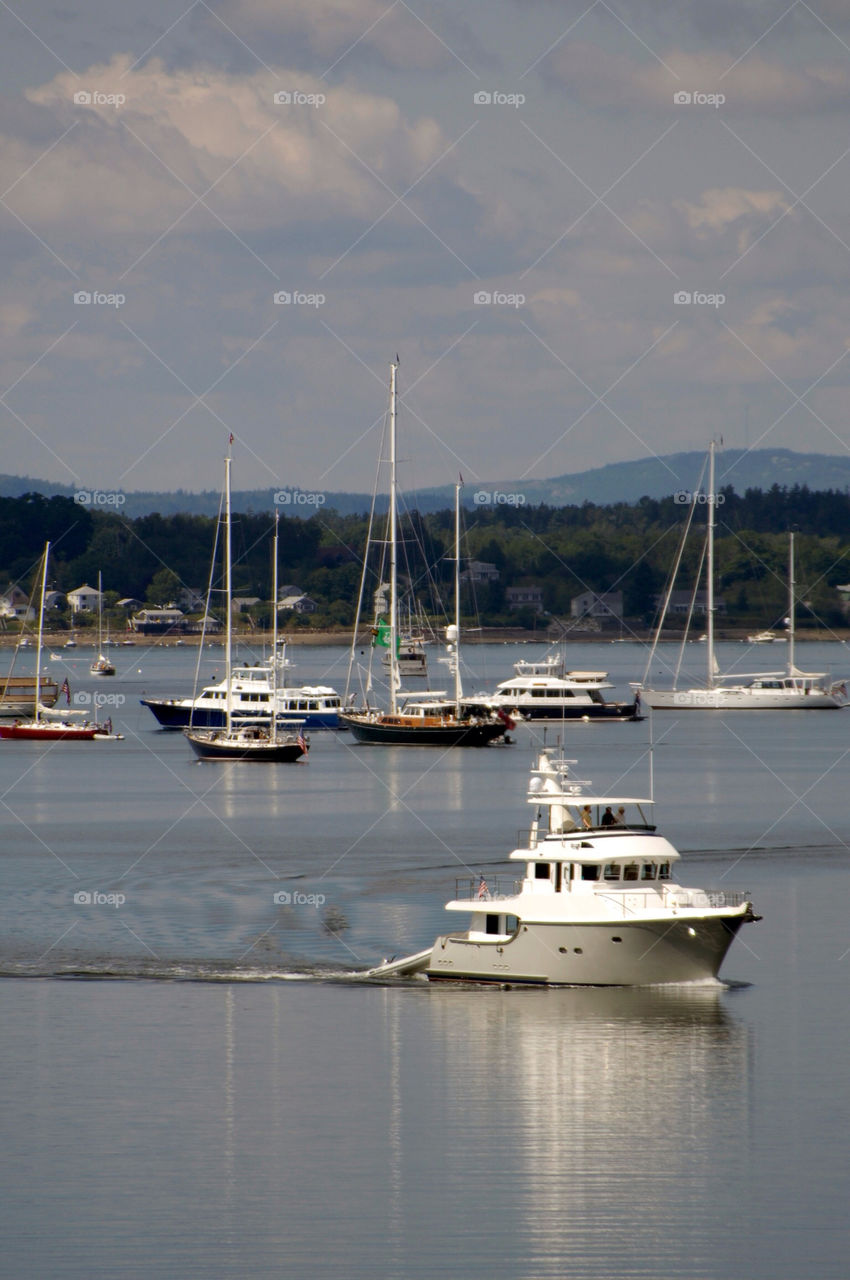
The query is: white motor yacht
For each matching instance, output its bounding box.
[488,655,641,721]
[366,749,758,986]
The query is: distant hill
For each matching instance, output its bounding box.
[2,448,847,517]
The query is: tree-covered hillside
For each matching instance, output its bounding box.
[2,485,849,632]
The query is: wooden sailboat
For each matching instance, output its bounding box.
[185,446,308,762]
[340,361,509,747]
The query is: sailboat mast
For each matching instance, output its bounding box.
[388,359,399,716]
[224,450,233,734]
[788,530,796,675]
[35,543,49,726]
[271,512,279,743]
[97,570,103,653]
[707,440,716,689]
[454,478,463,706]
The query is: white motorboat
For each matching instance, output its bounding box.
[641,442,846,710]
[366,749,758,986]
[488,654,641,721]
[746,630,784,644]
[142,666,341,730]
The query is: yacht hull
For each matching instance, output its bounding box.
[643,689,843,710]
[427,914,749,986]
[184,729,306,761]
[141,698,338,729]
[499,701,640,721]
[339,713,507,746]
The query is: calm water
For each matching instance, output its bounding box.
[2,640,850,1277]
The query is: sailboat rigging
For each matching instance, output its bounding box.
[184,445,309,761]
[340,360,509,746]
[640,442,846,710]
[0,544,121,740]
[90,571,116,676]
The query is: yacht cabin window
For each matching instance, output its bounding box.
[623,863,639,882]
[641,864,657,881]
[658,863,671,880]
[580,864,600,881]
[534,862,551,880]
[603,863,620,881]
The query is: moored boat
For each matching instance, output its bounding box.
[341,361,508,748]
[488,654,641,721]
[184,448,309,763]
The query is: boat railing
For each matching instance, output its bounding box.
[454,876,521,902]
[598,887,749,915]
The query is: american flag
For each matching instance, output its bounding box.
[297,730,308,754]
[477,877,489,899]
[60,678,71,705]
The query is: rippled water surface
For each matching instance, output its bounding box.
[2,640,850,1277]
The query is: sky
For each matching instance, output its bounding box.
[2,0,850,501]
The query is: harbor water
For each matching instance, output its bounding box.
[2,640,850,1278]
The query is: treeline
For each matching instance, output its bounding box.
[2,485,849,630]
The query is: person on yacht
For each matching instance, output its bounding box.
[601,806,617,827]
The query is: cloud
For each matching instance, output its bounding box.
[544,43,850,112]
[674,188,792,254]
[14,55,446,236]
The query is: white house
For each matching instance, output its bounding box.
[0,585,34,621]
[66,585,103,614]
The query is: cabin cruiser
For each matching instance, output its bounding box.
[488,656,641,721]
[141,662,341,729]
[366,749,758,986]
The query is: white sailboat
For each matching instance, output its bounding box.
[641,443,846,710]
[90,571,116,676]
[184,446,308,762]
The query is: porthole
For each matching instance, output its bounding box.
[611,936,622,943]
[558,946,568,954]
[573,947,583,954]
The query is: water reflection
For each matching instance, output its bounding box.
[417,985,751,1278]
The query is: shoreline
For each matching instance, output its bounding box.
[2,627,848,649]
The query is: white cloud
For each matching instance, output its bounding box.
[14,56,446,235]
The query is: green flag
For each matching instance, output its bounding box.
[372,618,391,648]
[371,618,400,653]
